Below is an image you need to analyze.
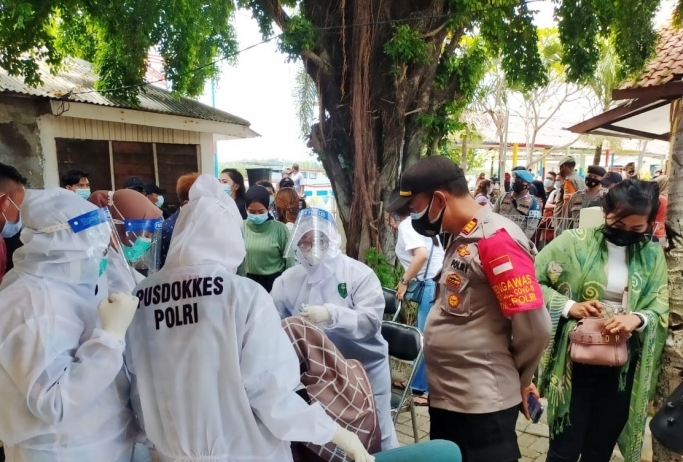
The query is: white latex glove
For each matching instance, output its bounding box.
[330,424,375,462]
[98,292,139,342]
[300,305,331,324]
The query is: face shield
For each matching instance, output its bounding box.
[285,208,342,267]
[33,207,133,282]
[117,218,162,273]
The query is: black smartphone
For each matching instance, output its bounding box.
[527,394,544,424]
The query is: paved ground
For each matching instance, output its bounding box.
[393,398,653,462]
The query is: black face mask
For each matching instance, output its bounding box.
[585,178,601,188]
[602,226,649,247]
[410,196,445,237]
[512,182,526,194]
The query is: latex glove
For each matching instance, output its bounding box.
[300,305,331,324]
[330,424,375,462]
[98,292,139,341]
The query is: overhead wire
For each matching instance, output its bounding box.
[69,0,543,97]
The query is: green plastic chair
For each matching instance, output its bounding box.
[374,440,462,462]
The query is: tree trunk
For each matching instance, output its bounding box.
[593,142,603,166]
[653,100,683,461]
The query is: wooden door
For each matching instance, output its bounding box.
[55,138,111,191]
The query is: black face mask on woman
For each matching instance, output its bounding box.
[602,225,649,247]
[585,178,601,188]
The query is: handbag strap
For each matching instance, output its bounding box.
[420,243,435,281]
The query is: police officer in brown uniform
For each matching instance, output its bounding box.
[388,156,551,462]
[567,165,607,229]
[493,170,543,240]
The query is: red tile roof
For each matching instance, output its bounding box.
[623,27,683,89]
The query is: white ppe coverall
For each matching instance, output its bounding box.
[271,209,399,450]
[125,175,338,462]
[0,188,135,461]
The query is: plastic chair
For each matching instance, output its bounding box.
[374,440,462,462]
[382,288,402,322]
[381,321,423,443]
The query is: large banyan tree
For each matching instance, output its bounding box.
[0,0,665,257]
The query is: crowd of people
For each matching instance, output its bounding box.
[474,156,670,250]
[0,153,675,462]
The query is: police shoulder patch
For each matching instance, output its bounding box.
[338,283,348,298]
[461,218,478,236]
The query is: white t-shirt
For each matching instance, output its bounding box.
[395,218,445,280]
[291,172,305,193]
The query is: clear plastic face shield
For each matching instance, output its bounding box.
[118,218,163,274]
[285,208,342,267]
[34,207,134,281]
[145,219,166,275]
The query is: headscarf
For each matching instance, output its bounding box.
[244,185,270,211]
[164,174,245,273]
[654,174,669,197]
[89,189,162,245]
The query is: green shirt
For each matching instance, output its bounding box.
[244,219,292,276]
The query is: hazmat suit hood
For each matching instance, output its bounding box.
[11,188,110,286]
[287,208,342,283]
[164,174,245,272]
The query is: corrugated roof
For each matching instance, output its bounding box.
[0,57,252,127]
[623,27,683,89]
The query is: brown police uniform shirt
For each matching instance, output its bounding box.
[424,204,552,414]
[568,188,607,228]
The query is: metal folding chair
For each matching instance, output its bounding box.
[382,288,402,322]
[381,320,423,443]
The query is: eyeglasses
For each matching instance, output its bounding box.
[298,240,329,252]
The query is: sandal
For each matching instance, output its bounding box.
[413,394,429,406]
[393,381,407,390]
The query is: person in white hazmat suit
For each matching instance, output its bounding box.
[271,208,399,451]
[0,188,140,461]
[124,174,374,462]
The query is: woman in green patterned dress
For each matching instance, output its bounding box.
[535,179,669,462]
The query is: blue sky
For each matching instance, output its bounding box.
[201,1,676,163]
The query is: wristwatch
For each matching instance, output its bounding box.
[400,278,409,286]
[634,312,646,327]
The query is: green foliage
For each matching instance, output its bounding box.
[478,1,547,91]
[439,145,487,173]
[0,0,238,102]
[365,247,404,289]
[555,0,659,82]
[293,66,318,138]
[422,37,487,152]
[279,15,315,61]
[384,25,431,66]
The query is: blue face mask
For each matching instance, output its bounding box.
[269,196,275,206]
[156,196,164,208]
[75,188,91,200]
[99,257,109,277]
[1,196,22,238]
[122,237,152,263]
[223,184,232,196]
[247,213,269,225]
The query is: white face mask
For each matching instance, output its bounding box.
[300,246,324,267]
[544,179,554,188]
[554,181,563,189]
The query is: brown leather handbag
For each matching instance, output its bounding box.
[569,317,631,367]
